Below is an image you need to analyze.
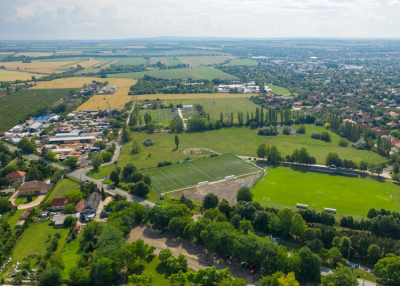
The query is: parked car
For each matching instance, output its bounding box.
[85,179,90,182]
[240,262,247,268]
[250,269,256,275]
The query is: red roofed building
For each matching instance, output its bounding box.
[6,171,26,183]
[387,121,398,128]
[75,200,85,213]
[51,198,73,211]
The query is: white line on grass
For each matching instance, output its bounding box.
[188,163,214,180]
[159,170,177,186]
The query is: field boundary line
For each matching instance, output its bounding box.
[188,162,214,180]
[159,170,177,187]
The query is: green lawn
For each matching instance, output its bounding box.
[61,234,82,280]
[3,209,25,230]
[268,84,291,95]
[14,195,39,205]
[3,222,70,277]
[225,59,261,66]
[108,67,238,80]
[140,109,175,126]
[142,154,261,193]
[46,178,80,203]
[166,98,259,120]
[253,166,400,217]
[129,255,172,285]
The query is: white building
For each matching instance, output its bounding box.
[182,105,193,111]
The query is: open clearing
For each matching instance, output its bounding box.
[14,52,53,57]
[77,78,137,110]
[108,66,238,80]
[139,108,175,126]
[118,126,385,169]
[132,93,251,100]
[142,154,261,193]
[31,76,101,89]
[178,56,235,67]
[269,84,292,95]
[0,69,44,81]
[253,166,400,217]
[166,98,259,120]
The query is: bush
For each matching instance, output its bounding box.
[338,139,349,147]
[314,119,323,126]
[158,161,172,167]
[282,126,291,135]
[258,126,279,136]
[320,132,331,142]
[143,138,154,146]
[311,132,321,139]
[352,138,366,150]
[296,125,306,134]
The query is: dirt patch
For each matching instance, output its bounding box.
[182,148,222,156]
[171,174,262,205]
[127,225,258,284]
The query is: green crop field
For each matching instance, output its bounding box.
[149,57,169,66]
[167,58,183,66]
[225,59,261,66]
[268,84,292,95]
[142,154,261,193]
[178,56,234,67]
[107,67,238,80]
[113,57,148,65]
[0,89,76,134]
[253,166,400,217]
[166,98,259,120]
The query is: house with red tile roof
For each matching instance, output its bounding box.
[51,198,73,211]
[6,171,26,183]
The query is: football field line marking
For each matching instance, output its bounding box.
[188,163,214,180]
[159,170,177,186]
[219,158,245,175]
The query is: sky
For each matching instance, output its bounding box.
[1,0,400,39]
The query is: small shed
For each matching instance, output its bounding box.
[15,220,25,227]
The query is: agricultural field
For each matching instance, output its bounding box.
[108,66,238,80]
[111,57,148,65]
[225,59,261,66]
[139,108,175,126]
[133,93,251,100]
[149,57,169,66]
[0,52,14,60]
[178,56,235,67]
[0,69,44,81]
[31,76,101,89]
[108,125,385,172]
[166,98,259,120]
[167,58,183,66]
[55,51,83,55]
[269,84,292,95]
[77,78,137,110]
[45,178,80,203]
[14,52,54,57]
[0,89,75,134]
[252,166,400,217]
[142,154,261,193]
[0,59,85,74]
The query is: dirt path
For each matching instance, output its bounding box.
[127,225,258,285]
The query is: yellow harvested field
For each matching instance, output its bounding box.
[30,77,101,89]
[132,93,251,100]
[0,69,44,81]
[14,52,53,57]
[0,52,14,55]
[103,60,118,68]
[1,60,80,74]
[77,78,137,111]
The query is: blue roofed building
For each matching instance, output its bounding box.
[33,115,51,123]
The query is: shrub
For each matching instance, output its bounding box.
[314,119,323,126]
[296,125,306,134]
[158,161,172,167]
[352,138,366,150]
[143,138,154,146]
[282,126,291,135]
[311,132,321,139]
[338,139,349,147]
[258,126,279,136]
[320,132,331,142]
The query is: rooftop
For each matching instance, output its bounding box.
[6,171,26,179]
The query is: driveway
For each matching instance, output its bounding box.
[8,193,46,209]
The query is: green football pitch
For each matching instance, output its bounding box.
[253,166,400,217]
[142,154,262,193]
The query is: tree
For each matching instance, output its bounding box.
[101,152,113,163]
[278,208,294,238]
[64,215,76,227]
[325,152,340,166]
[65,190,85,203]
[268,146,282,163]
[130,180,150,197]
[239,219,253,235]
[296,125,306,134]
[175,135,180,148]
[91,154,103,171]
[230,214,241,229]
[64,157,78,170]
[27,166,42,181]
[257,143,268,160]
[203,193,219,210]
[69,267,91,286]
[0,198,11,213]
[110,170,119,185]
[63,204,76,214]
[278,272,300,286]
[367,244,381,265]
[159,248,173,262]
[39,267,63,286]
[290,213,307,239]
[168,217,187,236]
[359,161,368,172]
[131,140,141,154]
[122,124,132,142]
[298,247,321,282]
[374,256,400,286]
[321,267,358,286]
[45,151,57,161]
[236,186,253,202]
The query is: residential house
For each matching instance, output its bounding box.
[18,180,53,195]
[6,171,26,183]
[75,200,85,213]
[387,122,398,128]
[389,111,399,118]
[51,198,73,211]
[81,192,102,222]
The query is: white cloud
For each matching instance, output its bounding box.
[0,0,399,39]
